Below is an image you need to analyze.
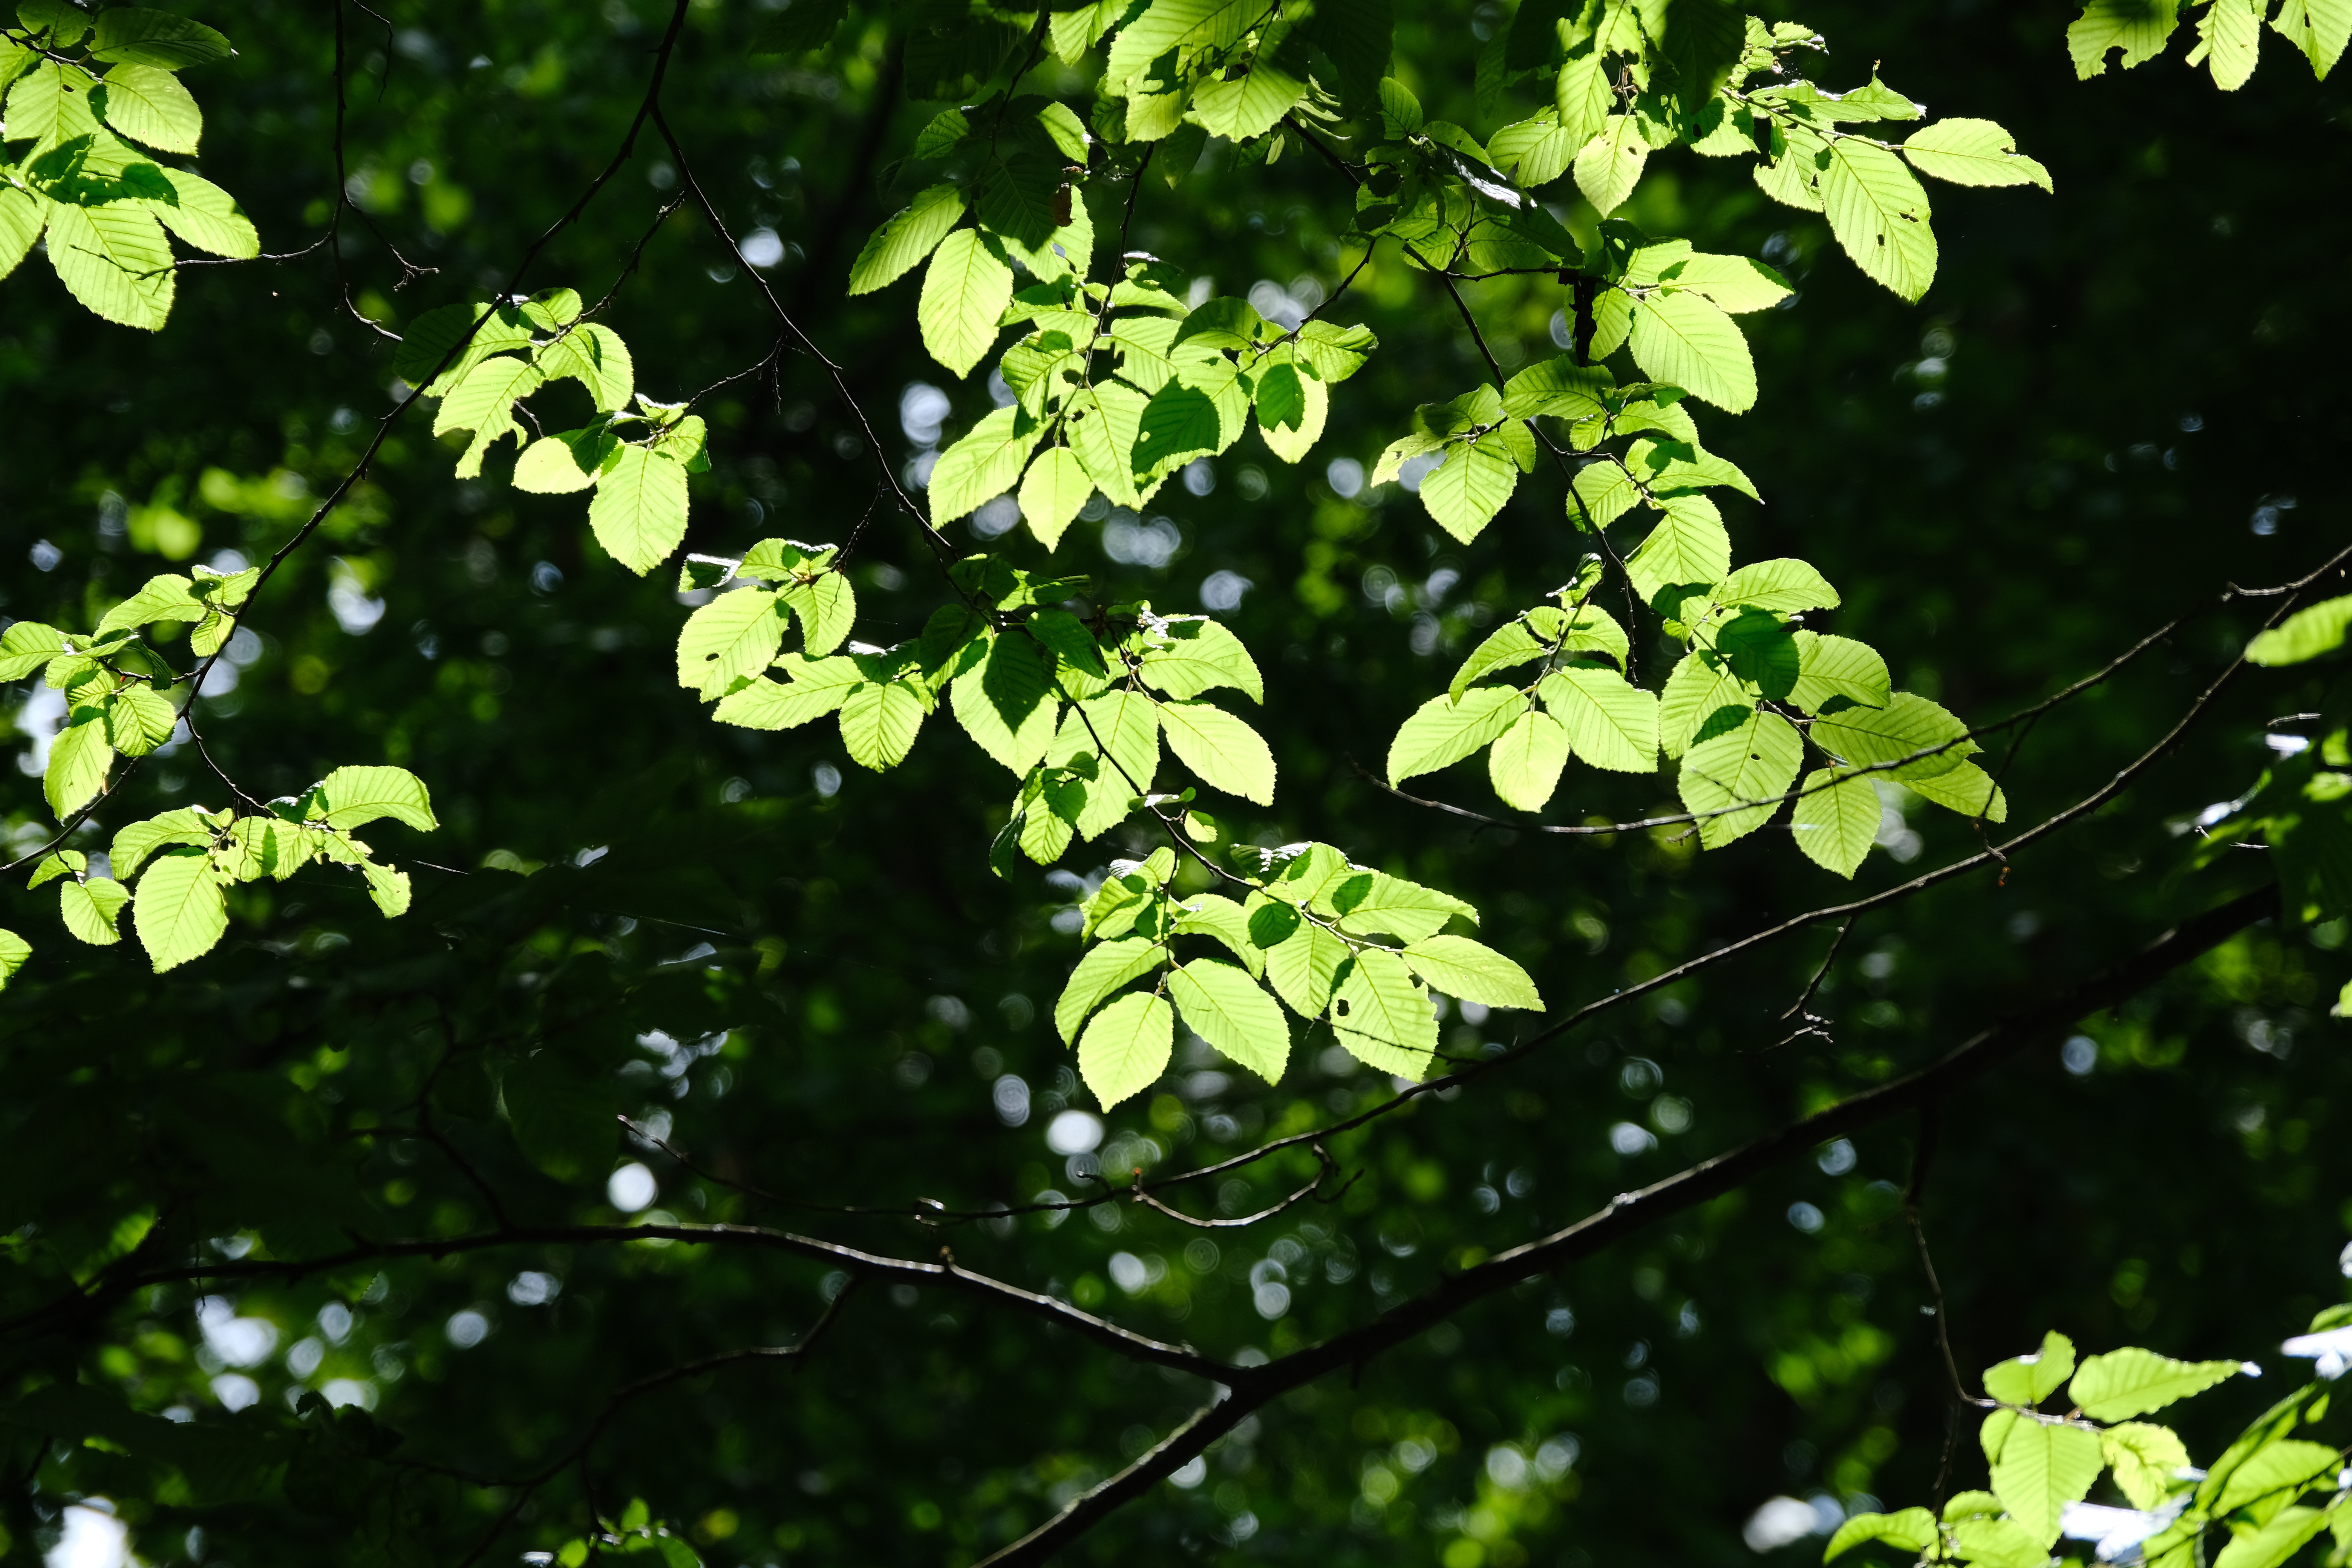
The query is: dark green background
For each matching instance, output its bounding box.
[2,2,2347,1565]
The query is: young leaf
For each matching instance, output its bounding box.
[58,875,129,945]
[2246,594,2352,665]
[1255,360,1331,464]
[95,572,201,636]
[838,680,927,770]
[952,632,1058,774]
[1790,768,1879,878]
[1538,666,1660,774]
[1719,559,1840,614]
[1488,707,1570,810]
[930,406,1044,525]
[1790,632,1894,712]
[2272,0,2352,76]
[311,766,438,832]
[45,715,111,819]
[589,446,691,575]
[2068,0,2184,77]
[1157,700,1276,804]
[0,928,28,988]
[1418,439,1519,544]
[1625,494,1732,602]
[1388,686,1527,785]
[713,663,860,730]
[433,354,544,478]
[1331,948,1439,1079]
[781,573,856,658]
[1138,619,1264,703]
[1167,958,1289,1082]
[677,589,789,700]
[1398,934,1541,1010]
[2209,1439,2342,1517]
[1983,1331,2080,1406]
[0,621,64,680]
[1824,1510,1939,1562]
[1172,894,1264,978]
[2070,1348,2244,1422]
[1076,990,1174,1109]
[1903,119,2054,191]
[1811,692,1974,780]
[2101,1424,2193,1510]
[1678,708,1802,848]
[537,323,635,412]
[2212,1508,2333,1568]
[848,184,966,295]
[104,683,178,756]
[1256,904,1351,1017]
[1046,691,1161,836]
[1019,447,1093,549]
[918,228,1013,378]
[1573,114,1649,216]
[1820,138,1938,302]
[1981,1410,2104,1548]
[112,808,213,879]
[90,9,232,67]
[1629,290,1755,413]
[132,844,227,973]
[1904,760,2008,821]
[134,164,258,260]
[1055,934,1167,1044]
[1331,870,1477,943]
[45,201,175,330]
[95,63,201,153]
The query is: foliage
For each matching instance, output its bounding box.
[0,1,2349,1566]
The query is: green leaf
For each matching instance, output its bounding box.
[1256,360,1332,464]
[1488,707,1570,810]
[848,184,966,295]
[781,573,856,658]
[1389,686,1526,785]
[104,683,176,756]
[94,63,199,152]
[2071,1348,2245,1421]
[1678,708,1802,848]
[1824,1509,1939,1562]
[1719,559,1840,614]
[931,406,1046,526]
[2214,1508,2334,1568]
[7,61,98,146]
[1811,692,1974,780]
[918,228,1012,378]
[1158,700,1276,804]
[712,660,861,730]
[112,808,212,879]
[1903,118,2054,191]
[1331,948,1439,1079]
[1076,990,1174,1109]
[501,1053,617,1184]
[513,428,615,495]
[1791,768,1879,877]
[1905,760,2008,822]
[589,446,691,575]
[131,845,226,973]
[27,850,83,889]
[1019,447,1093,549]
[1190,54,1309,139]
[45,714,110,819]
[2068,0,2182,77]
[90,8,231,67]
[2272,0,2352,76]
[1172,894,1264,977]
[1625,494,1732,603]
[1329,870,1476,943]
[0,184,43,279]
[1254,902,1351,1017]
[1055,935,1167,1044]
[1488,108,1581,188]
[1167,958,1289,1082]
[0,928,28,988]
[1790,632,1893,713]
[1629,289,1755,413]
[1573,114,1649,216]
[1419,438,1520,544]
[1139,618,1263,703]
[2101,1424,2193,1510]
[1981,1410,2104,1548]
[1539,666,1660,774]
[45,199,174,330]
[1820,138,1937,302]
[1672,254,1795,313]
[1398,934,1541,1010]
[1046,690,1161,836]
[953,632,1058,774]
[1984,1329,2078,1405]
[839,680,927,770]
[537,323,635,413]
[311,766,438,832]
[95,572,200,636]
[2211,1439,2342,1517]
[0,620,64,679]
[2248,595,2352,665]
[1067,380,1151,507]
[677,589,789,701]
[58,874,129,945]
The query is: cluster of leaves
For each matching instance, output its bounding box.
[1058,839,1543,1106]
[2069,0,2350,90]
[399,287,709,575]
[1390,552,2001,873]
[0,1,256,329]
[1829,1321,2352,1568]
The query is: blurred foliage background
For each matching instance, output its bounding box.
[2,1,2349,1565]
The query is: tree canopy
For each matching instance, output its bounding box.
[4,1,2352,1566]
